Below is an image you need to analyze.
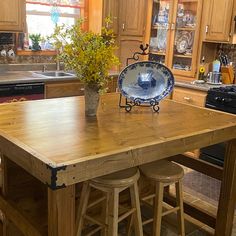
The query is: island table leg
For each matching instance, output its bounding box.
[215,139,236,236]
[48,185,75,236]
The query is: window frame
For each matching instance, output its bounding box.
[16,0,88,56]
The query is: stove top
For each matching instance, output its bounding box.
[206,85,236,114]
[208,85,236,94]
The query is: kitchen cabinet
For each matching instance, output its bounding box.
[118,0,147,69]
[148,0,203,79]
[45,81,85,99]
[45,77,118,99]
[172,87,207,107]
[119,0,146,37]
[0,0,26,32]
[103,0,118,35]
[202,0,235,43]
[89,0,148,70]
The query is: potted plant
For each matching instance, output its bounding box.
[29,34,41,51]
[51,19,119,116]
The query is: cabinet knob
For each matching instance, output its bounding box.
[205,25,209,33]
[122,23,125,31]
[183,96,191,101]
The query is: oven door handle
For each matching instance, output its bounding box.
[14,82,44,87]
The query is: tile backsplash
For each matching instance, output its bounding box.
[217,44,236,65]
[0,32,55,65]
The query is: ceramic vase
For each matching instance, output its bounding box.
[84,84,100,117]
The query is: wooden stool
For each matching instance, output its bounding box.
[139,160,185,236]
[76,168,143,236]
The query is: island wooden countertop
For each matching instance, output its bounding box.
[0,93,235,188]
[0,93,236,236]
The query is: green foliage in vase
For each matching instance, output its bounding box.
[50,18,120,93]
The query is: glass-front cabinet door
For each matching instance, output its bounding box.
[149,0,174,64]
[149,0,202,78]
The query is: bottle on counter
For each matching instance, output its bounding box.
[212,59,221,72]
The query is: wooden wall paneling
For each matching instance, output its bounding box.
[88,0,103,34]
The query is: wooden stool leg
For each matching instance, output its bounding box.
[76,181,91,236]
[127,214,133,236]
[175,180,185,236]
[130,182,143,236]
[107,188,119,236]
[101,192,109,236]
[153,182,164,236]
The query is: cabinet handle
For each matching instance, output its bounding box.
[122,23,125,31]
[205,25,209,33]
[183,96,191,101]
[171,23,175,30]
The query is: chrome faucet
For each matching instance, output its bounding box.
[56,49,60,71]
[56,58,60,71]
[42,64,47,72]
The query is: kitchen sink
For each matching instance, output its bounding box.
[33,71,76,78]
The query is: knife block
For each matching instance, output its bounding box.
[221,65,234,84]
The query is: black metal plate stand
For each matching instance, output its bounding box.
[119,44,160,112]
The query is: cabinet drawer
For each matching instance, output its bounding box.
[45,81,84,99]
[172,87,207,107]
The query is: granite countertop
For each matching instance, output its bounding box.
[0,70,120,85]
[0,71,75,84]
[175,80,231,91]
[0,70,234,91]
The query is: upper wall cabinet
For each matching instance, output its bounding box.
[203,0,235,43]
[89,0,148,70]
[103,0,119,35]
[119,0,146,36]
[148,0,203,79]
[0,0,26,32]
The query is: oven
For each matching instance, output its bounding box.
[0,82,44,103]
[200,85,236,166]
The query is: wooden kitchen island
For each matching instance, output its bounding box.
[0,93,235,236]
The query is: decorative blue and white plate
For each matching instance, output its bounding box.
[118,61,174,103]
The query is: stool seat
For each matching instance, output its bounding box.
[91,168,140,188]
[139,160,184,183]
